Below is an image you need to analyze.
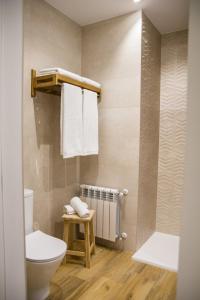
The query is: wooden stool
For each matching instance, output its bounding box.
[62,210,95,268]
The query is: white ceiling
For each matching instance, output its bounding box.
[45,0,189,34]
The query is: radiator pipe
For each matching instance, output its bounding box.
[118,189,128,240]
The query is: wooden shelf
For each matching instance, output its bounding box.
[31,69,101,97]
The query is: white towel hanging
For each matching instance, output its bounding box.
[60,83,82,158]
[82,89,99,156]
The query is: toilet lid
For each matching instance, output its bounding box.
[26,230,67,262]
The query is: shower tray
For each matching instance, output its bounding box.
[132,231,180,272]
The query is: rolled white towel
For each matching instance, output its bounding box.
[63,205,75,215]
[70,197,89,218]
[63,202,88,215]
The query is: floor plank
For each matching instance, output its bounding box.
[47,246,177,300]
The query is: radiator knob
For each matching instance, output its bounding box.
[121,232,128,240]
[122,189,128,196]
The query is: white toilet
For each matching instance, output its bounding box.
[24,189,67,300]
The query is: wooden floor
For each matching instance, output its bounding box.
[47,246,177,300]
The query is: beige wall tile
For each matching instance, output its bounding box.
[23,0,82,235]
[81,12,142,250]
[82,12,142,110]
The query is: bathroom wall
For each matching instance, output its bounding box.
[136,14,161,248]
[81,12,142,250]
[156,30,188,235]
[23,0,81,236]
[24,0,184,248]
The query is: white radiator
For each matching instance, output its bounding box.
[80,184,121,242]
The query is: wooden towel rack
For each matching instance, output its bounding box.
[31,69,101,97]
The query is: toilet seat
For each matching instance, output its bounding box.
[26,230,67,263]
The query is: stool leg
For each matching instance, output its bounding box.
[84,222,91,268]
[63,222,70,264]
[90,219,96,255]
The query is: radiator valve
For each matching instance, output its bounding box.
[122,189,129,196]
[120,232,128,240]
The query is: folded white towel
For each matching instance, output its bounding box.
[60,83,83,158]
[39,68,101,89]
[82,77,101,89]
[63,205,75,215]
[70,197,89,218]
[82,89,99,156]
[63,203,88,215]
[39,67,83,83]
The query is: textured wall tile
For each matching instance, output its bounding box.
[156,31,188,235]
[136,14,161,248]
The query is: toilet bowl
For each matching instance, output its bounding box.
[26,230,66,300]
[24,189,67,300]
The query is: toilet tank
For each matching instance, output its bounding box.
[24,189,34,235]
